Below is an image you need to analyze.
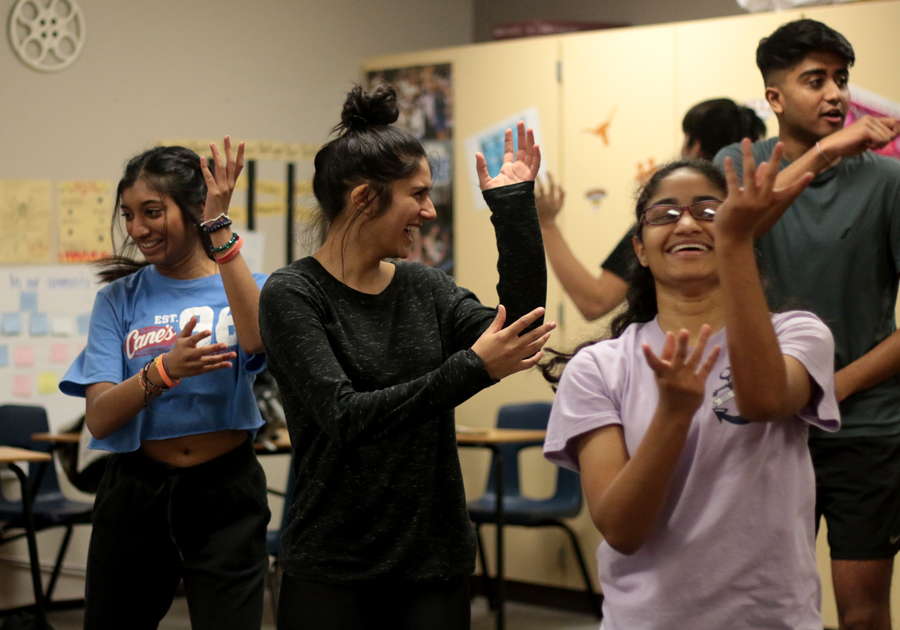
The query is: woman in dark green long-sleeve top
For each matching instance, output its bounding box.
[259,84,553,629]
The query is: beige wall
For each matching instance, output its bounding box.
[368,2,900,627]
[0,0,473,609]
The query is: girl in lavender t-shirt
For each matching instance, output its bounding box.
[542,142,840,630]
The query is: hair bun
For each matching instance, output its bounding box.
[336,84,400,134]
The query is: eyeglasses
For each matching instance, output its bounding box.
[641,200,722,225]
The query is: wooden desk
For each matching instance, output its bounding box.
[457,429,546,630]
[254,428,291,454]
[31,432,79,445]
[0,447,53,630]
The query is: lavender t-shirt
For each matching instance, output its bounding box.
[545,311,840,630]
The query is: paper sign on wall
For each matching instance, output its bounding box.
[58,180,114,263]
[0,180,52,264]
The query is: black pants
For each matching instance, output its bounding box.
[277,573,471,630]
[84,439,271,630]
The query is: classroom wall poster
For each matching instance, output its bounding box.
[0,180,52,264]
[464,107,544,211]
[58,180,114,263]
[367,64,455,276]
[0,265,100,431]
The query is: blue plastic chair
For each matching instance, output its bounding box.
[467,402,602,618]
[0,404,93,606]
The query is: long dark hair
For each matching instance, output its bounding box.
[539,160,727,388]
[95,146,211,284]
[312,84,427,256]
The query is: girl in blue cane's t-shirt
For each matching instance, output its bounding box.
[61,139,270,630]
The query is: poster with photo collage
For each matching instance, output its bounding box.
[367,64,454,276]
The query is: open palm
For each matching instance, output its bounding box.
[714,139,812,240]
[475,121,541,191]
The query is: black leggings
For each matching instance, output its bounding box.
[84,439,270,630]
[277,573,471,630]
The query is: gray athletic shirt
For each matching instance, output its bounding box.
[715,138,900,438]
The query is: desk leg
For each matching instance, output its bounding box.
[492,446,505,630]
[8,463,48,630]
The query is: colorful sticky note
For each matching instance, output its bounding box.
[13,375,32,398]
[14,345,34,367]
[50,316,74,337]
[0,344,8,367]
[38,372,58,395]
[50,343,68,363]
[2,312,22,335]
[20,292,38,312]
[76,313,91,336]
[29,313,49,336]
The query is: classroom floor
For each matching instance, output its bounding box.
[41,596,600,629]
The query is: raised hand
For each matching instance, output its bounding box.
[715,139,814,242]
[165,316,237,380]
[819,115,900,160]
[643,326,720,418]
[475,121,541,191]
[471,305,556,380]
[535,172,565,227]
[200,136,245,223]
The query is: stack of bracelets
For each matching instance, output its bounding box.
[138,353,181,406]
[202,213,244,264]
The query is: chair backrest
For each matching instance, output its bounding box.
[0,404,65,499]
[484,402,583,516]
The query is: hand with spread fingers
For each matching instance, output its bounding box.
[200,136,245,222]
[475,121,541,191]
[472,305,556,381]
[642,325,721,419]
[164,316,237,380]
[535,172,565,227]
[715,139,814,242]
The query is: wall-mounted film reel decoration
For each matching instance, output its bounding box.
[8,0,86,72]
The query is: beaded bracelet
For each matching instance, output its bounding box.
[201,212,229,228]
[202,216,233,234]
[210,232,239,254]
[155,353,181,388]
[215,235,244,264]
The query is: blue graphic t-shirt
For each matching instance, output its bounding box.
[60,265,267,453]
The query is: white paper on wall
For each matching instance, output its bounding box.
[736,0,859,12]
[464,108,546,210]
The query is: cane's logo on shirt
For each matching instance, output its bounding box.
[125,325,177,360]
[124,307,238,361]
[711,367,749,425]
